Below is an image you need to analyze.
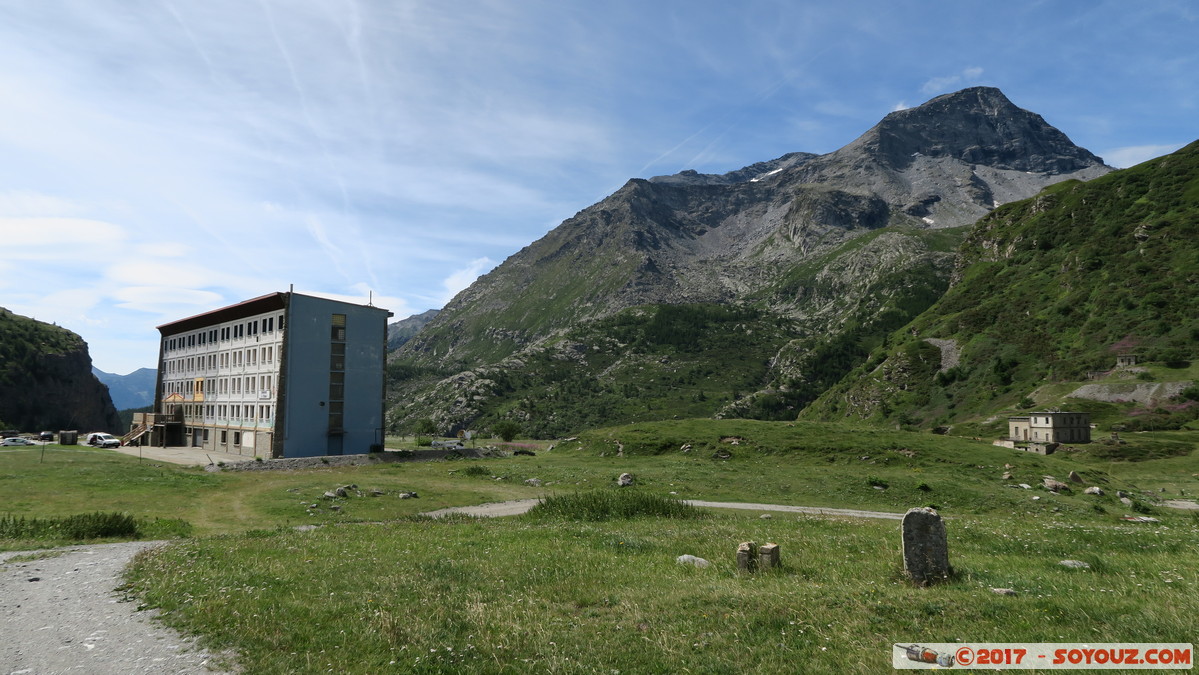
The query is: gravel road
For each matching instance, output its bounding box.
[0,542,232,675]
[422,498,903,520]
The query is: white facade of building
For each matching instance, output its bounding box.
[159,301,286,455]
[151,292,391,458]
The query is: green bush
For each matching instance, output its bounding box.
[525,490,705,522]
[0,511,139,541]
[493,420,522,442]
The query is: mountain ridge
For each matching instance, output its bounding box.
[387,87,1113,436]
[92,367,157,411]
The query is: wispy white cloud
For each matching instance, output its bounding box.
[112,286,225,313]
[0,217,127,252]
[440,257,496,307]
[920,67,985,95]
[1101,143,1187,168]
[0,191,84,217]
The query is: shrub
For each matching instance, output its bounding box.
[0,512,139,541]
[493,420,522,442]
[412,418,438,436]
[525,491,705,522]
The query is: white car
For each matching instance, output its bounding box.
[85,432,121,448]
[0,437,36,446]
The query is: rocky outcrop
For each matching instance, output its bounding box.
[0,308,121,433]
[1068,382,1192,406]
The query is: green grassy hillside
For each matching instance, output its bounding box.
[805,141,1199,430]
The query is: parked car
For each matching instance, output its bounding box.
[1,437,37,446]
[39,431,54,442]
[85,432,121,448]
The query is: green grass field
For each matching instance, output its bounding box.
[3,421,1198,673]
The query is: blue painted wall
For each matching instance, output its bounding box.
[280,294,389,458]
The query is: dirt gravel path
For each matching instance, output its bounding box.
[0,542,232,675]
[423,498,902,520]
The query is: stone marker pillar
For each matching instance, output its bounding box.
[736,541,757,572]
[758,542,780,570]
[902,507,950,586]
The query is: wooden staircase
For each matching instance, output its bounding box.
[121,423,150,446]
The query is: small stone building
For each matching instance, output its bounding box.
[1008,412,1091,444]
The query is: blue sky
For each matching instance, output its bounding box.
[0,0,1194,374]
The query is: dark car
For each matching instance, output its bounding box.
[39,431,54,442]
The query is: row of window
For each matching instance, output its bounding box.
[1031,415,1087,426]
[165,346,276,374]
[162,375,275,398]
[180,403,274,422]
[164,315,284,353]
[189,428,251,447]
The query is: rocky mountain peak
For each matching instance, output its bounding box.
[841,86,1107,173]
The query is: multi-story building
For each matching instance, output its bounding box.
[135,292,391,458]
[1007,412,1091,445]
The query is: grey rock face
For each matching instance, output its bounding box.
[846,87,1105,173]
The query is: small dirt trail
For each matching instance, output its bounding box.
[423,498,903,520]
[0,541,232,675]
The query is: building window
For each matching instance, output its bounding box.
[331,313,346,341]
[220,430,227,444]
[233,431,241,445]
